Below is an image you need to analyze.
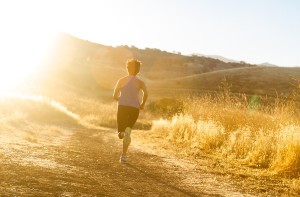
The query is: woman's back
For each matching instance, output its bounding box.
[118,76,141,109]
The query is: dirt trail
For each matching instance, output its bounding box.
[0,128,288,196]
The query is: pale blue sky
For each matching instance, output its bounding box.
[1,0,300,67]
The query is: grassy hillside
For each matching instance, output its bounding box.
[151,67,300,97]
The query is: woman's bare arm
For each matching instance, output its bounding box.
[113,80,121,101]
[140,81,148,109]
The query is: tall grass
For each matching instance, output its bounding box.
[151,85,300,174]
[0,94,80,126]
[0,94,83,147]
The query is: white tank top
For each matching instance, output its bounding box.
[118,76,140,109]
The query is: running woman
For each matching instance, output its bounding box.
[113,59,148,163]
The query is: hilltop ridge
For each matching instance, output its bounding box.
[47,33,257,80]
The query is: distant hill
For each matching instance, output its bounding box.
[151,67,300,97]
[35,33,299,99]
[192,53,239,63]
[192,54,279,67]
[259,62,278,67]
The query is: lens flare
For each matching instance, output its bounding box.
[0,31,56,91]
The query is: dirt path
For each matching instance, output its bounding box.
[0,128,290,196]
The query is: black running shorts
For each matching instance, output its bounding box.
[117,105,140,132]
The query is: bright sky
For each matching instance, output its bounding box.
[1,0,300,67]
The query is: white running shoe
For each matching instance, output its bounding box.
[120,155,127,163]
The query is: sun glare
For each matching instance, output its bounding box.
[0,32,55,91]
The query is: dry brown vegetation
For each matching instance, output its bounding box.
[151,90,300,169]
[148,84,300,194]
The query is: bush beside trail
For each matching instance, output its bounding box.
[150,89,300,175]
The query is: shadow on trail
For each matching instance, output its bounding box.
[125,163,216,197]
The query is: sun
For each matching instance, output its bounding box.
[0,31,55,91]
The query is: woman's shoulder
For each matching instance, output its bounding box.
[117,76,129,86]
[120,76,129,80]
[119,76,133,82]
[135,77,146,86]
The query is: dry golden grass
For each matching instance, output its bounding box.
[150,86,300,175]
[0,94,83,155]
[291,178,300,194]
[0,94,80,126]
